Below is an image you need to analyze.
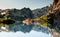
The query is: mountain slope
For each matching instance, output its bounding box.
[32,6,50,18]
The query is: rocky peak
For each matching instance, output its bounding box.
[32,6,50,18]
[0,8,33,21]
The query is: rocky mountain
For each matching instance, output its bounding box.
[0,6,50,21]
[32,6,50,18]
[0,8,33,21]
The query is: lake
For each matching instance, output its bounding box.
[0,23,52,37]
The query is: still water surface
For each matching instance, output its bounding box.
[0,23,53,37]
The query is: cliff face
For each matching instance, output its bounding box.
[51,0,60,32]
[47,0,60,37]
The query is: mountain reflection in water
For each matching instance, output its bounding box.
[9,23,51,34]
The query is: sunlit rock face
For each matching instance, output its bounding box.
[52,0,60,32]
[47,0,60,37]
[23,18,32,25]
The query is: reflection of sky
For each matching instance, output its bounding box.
[0,30,52,37]
[0,0,53,10]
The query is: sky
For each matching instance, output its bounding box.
[0,30,53,37]
[0,0,53,10]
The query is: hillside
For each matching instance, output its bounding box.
[0,6,50,21]
[32,6,50,18]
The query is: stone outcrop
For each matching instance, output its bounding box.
[47,0,60,37]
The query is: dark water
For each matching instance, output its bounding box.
[8,23,51,34]
[0,23,53,37]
